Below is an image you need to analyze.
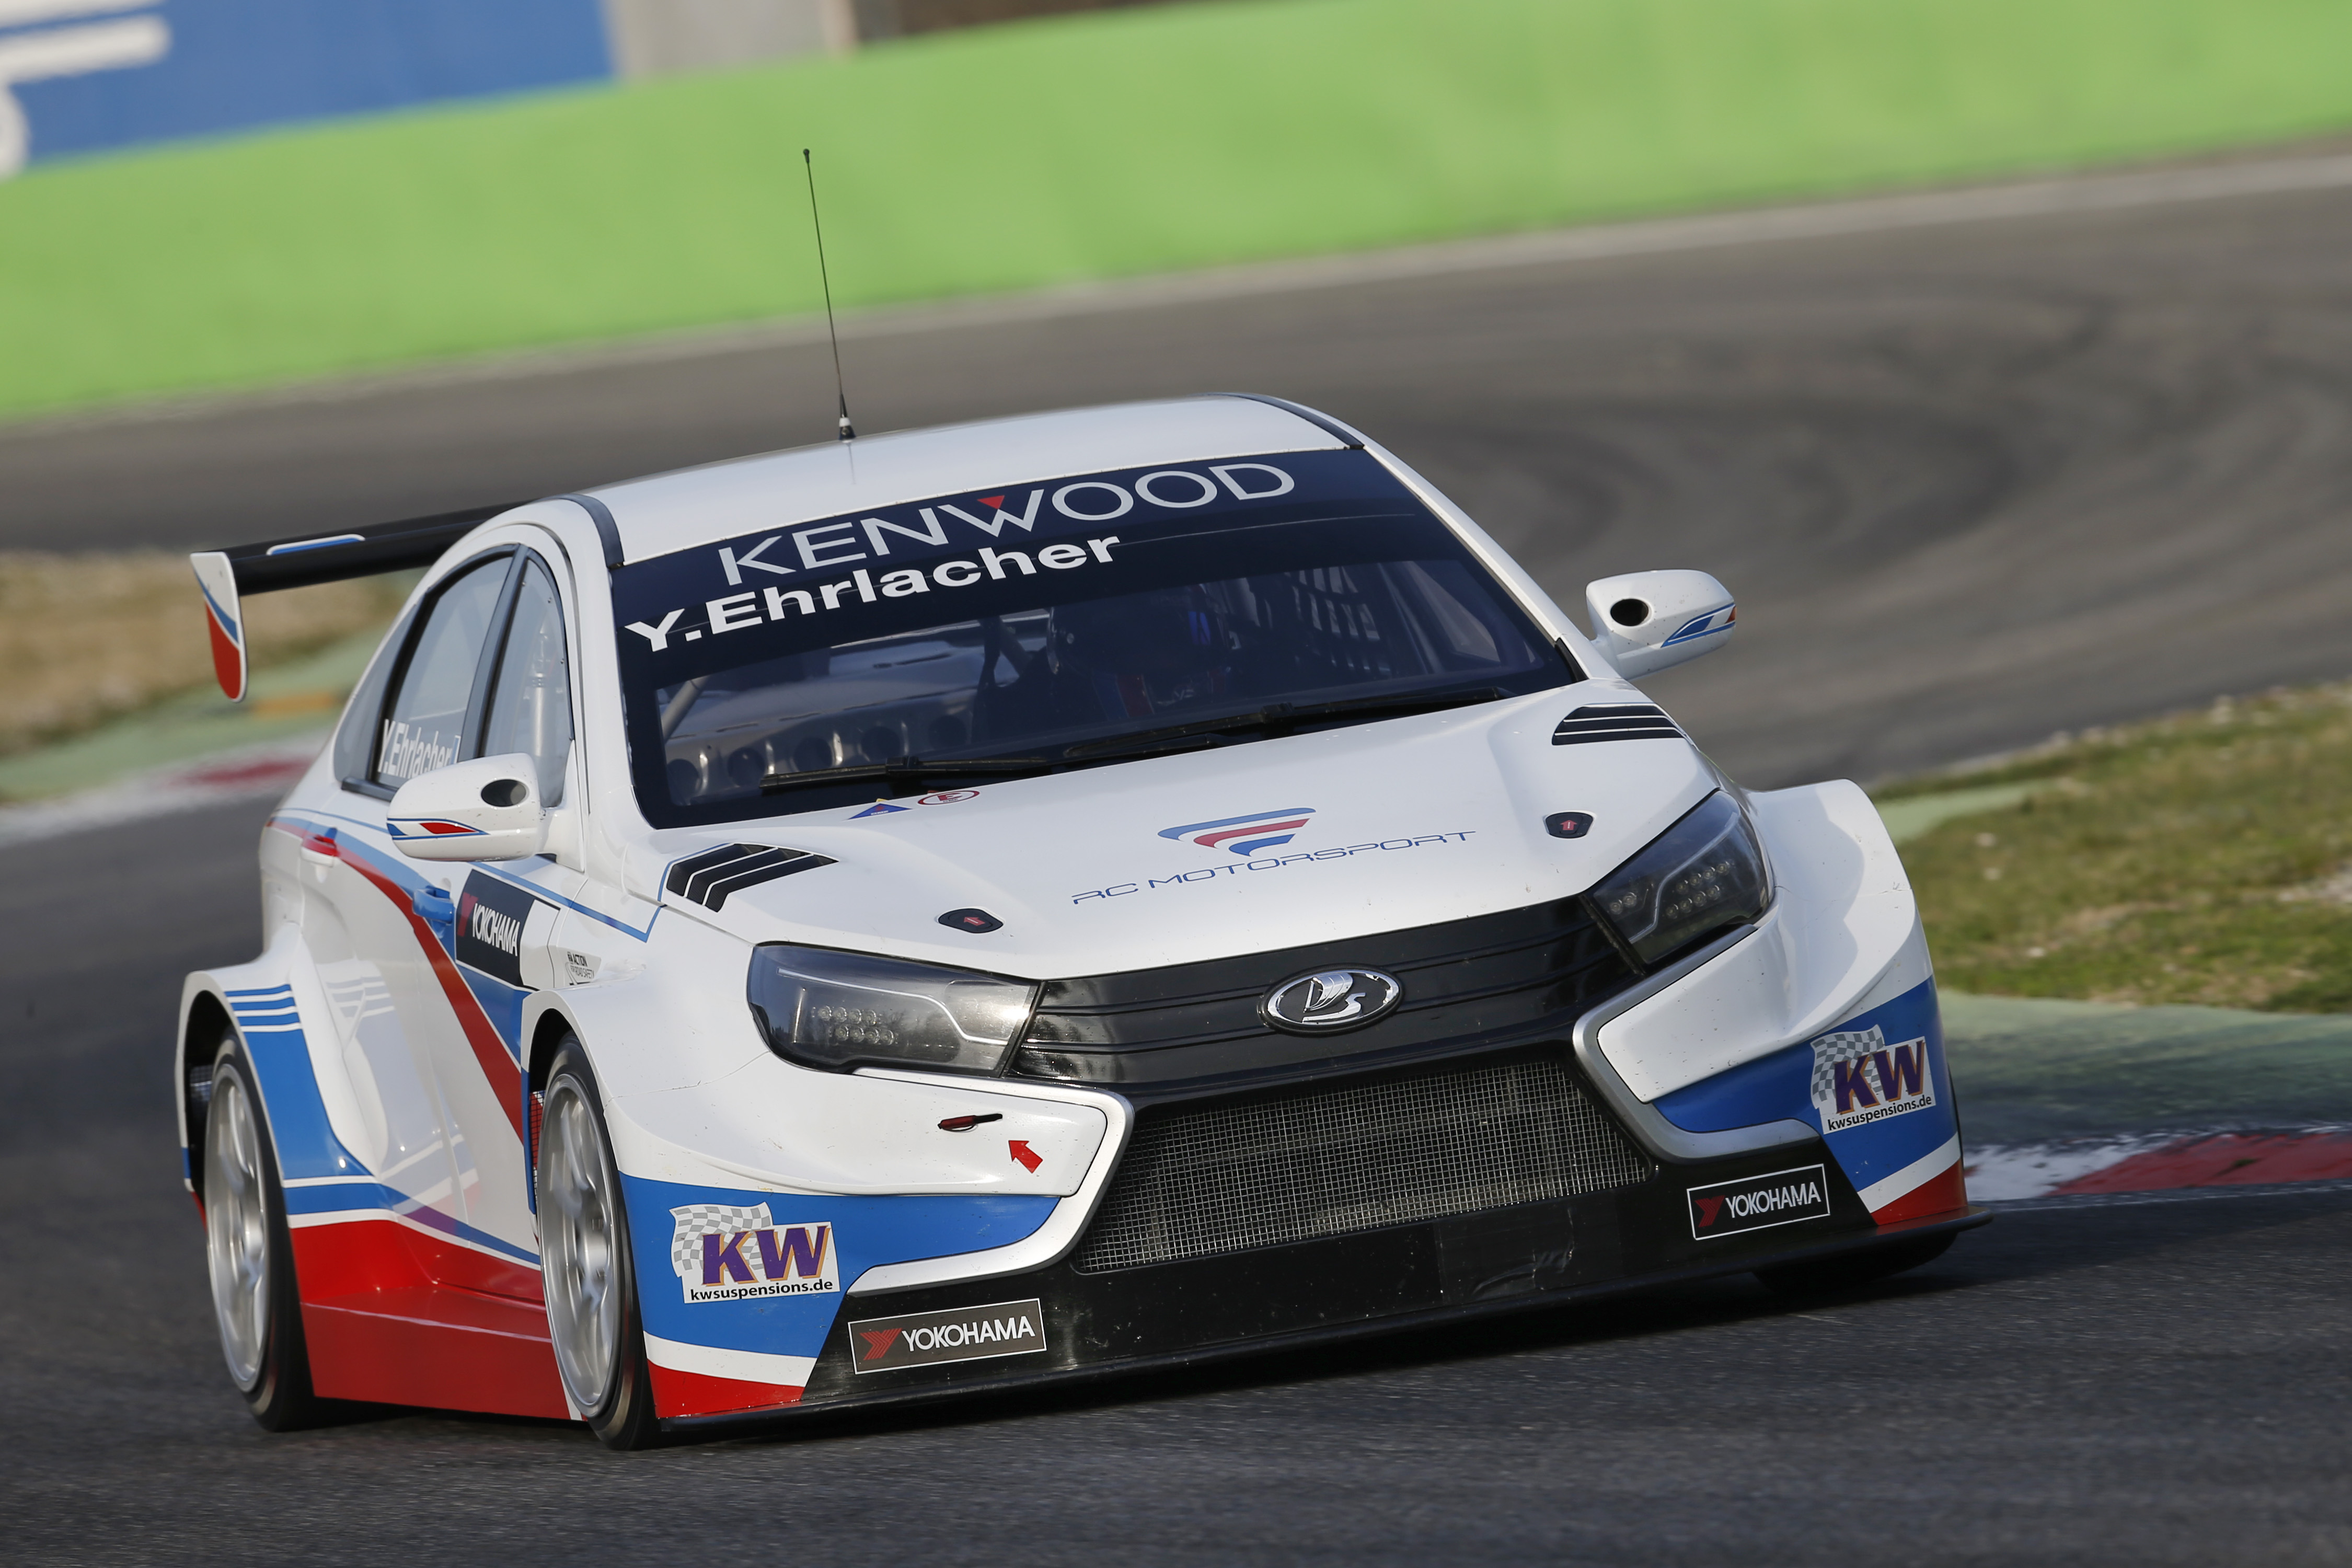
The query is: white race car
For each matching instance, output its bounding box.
[179,395,1982,1448]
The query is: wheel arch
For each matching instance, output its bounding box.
[180,946,370,1201]
[523,997,590,1194]
[177,984,235,1198]
[525,1004,579,1093]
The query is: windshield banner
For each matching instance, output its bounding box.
[607,447,1413,684]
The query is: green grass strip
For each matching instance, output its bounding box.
[9,0,2352,418]
[1876,784,2039,846]
[1943,991,2352,1144]
[1890,684,2352,1014]
[0,627,383,802]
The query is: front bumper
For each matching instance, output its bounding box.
[663,1126,1986,1436]
[641,774,1971,1434]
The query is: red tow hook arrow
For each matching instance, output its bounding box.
[1008,1139,1043,1173]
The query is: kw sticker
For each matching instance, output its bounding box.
[668,1203,838,1304]
[1808,1026,1936,1135]
[847,1298,1046,1374]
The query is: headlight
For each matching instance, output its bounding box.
[747,944,1039,1075]
[1590,792,1768,966]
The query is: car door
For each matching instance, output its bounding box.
[437,549,586,1211]
[293,589,452,1225]
[400,549,587,1262]
[307,548,525,1249]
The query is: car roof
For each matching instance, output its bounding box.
[581,395,1352,566]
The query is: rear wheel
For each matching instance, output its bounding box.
[538,1037,661,1450]
[203,1032,327,1429]
[1754,1232,1955,1297]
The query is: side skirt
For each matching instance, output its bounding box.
[291,1218,569,1419]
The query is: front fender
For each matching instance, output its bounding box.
[1576,779,1966,1223]
[1593,779,1923,1102]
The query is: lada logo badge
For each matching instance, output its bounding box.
[1260,968,1403,1034]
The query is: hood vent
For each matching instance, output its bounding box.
[665,844,834,910]
[1551,703,1684,746]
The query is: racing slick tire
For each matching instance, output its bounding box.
[537,1037,663,1451]
[1752,1232,1956,1297]
[202,1031,329,1431]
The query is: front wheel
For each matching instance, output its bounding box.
[537,1037,662,1450]
[203,1033,328,1429]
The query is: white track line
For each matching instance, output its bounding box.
[21,145,2352,432]
[1969,1124,2352,1203]
[1989,1177,2352,1213]
[1964,1134,2184,1202]
[0,735,320,848]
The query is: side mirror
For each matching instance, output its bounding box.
[1583,570,1735,679]
[387,753,548,861]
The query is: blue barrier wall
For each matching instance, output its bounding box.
[3,0,613,171]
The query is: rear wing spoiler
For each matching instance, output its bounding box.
[188,502,526,701]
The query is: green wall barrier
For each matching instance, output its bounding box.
[6,0,2352,419]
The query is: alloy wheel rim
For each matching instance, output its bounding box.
[539,1078,622,1413]
[204,1067,271,1390]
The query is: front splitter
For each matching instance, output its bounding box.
[661,1144,1990,1439]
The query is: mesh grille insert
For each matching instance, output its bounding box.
[1075,1057,1654,1273]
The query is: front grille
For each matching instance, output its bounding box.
[1074,1056,1654,1273]
[1017,896,1635,1087]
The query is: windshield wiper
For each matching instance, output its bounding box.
[1060,686,1507,760]
[762,756,1053,794]
[759,688,1509,793]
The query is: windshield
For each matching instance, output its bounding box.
[612,447,1572,825]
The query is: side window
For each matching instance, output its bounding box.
[332,603,418,787]
[371,557,510,789]
[480,557,574,806]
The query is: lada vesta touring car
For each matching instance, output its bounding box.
[179,395,1984,1447]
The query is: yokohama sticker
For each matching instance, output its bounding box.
[847,1298,1046,1373]
[668,1203,838,1303]
[454,871,550,987]
[1687,1164,1833,1241]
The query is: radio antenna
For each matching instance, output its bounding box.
[801,147,855,442]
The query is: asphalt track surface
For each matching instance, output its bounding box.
[10,154,2352,1564]
[12,146,2352,785]
[5,798,2352,1566]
